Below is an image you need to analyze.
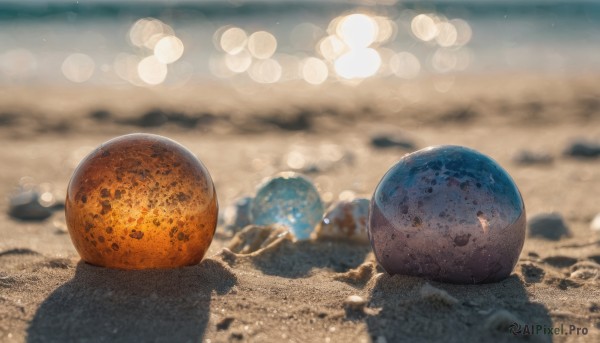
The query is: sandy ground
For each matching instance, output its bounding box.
[0,73,599,342]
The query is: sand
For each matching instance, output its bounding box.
[1,73,599,342]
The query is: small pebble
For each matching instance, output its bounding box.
[527,251,540,258]
[564,140,600,158]
[8,190,59,221]
[370,133,416,150]
[216,317,235,331]
[343,295,367,311]
[513,150,553,165]
[528,212,571,240]
[419,283,458,305]
[89,109,111,121]
[343,295,367,318]
[590,213,600,231]
[313,198,370,243]
[230,332,243,340]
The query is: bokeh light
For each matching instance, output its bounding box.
[374,16,396,43]
[450,19,473,46]
[23,9,475,86]
[377,47,396,77]
[435,22,458,47]
[411,14,438,42]
[390,52,421,79]
[225,50,252,73]
[336,14,378,49]
[301,57,328,85]
[286,151,306,170]
[154,35,184,64]
[248,58,282,83]
[129,18,174,50]
[209,54,235,79]
[220,27,248,55]
[137,55,167,85]
[334,48,381,79]
[114,53,142,84]
[0,49,37,79]
[247,31,278,59]
[431,48,458,73]
[61,53,95,83]
[318,35,347,61]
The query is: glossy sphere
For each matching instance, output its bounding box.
[251,172,324,240]
[369,145,525,284]
[65,134,218,269]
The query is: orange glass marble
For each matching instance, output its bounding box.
[65,133,218,269]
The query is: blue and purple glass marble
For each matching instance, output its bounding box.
[251,172,324,240]
[368,145,526,284]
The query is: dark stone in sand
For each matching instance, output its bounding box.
[262,110,312,131]
[439,107,477,123]
[168,112,200,128]
[216,317,235,331]
[136,109,169,127]
[513,150,553,165]
[197,112,218,125]
[370,134,416,150]
[8,191,62,221]
[527,251,540,258]
[528,212,571,240]
[0,248,40,257]
[122,109,217,129]
[90,109,111,121]
[564,140,600,158]
[0,112,17,126]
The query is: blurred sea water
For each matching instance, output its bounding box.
[0,0,599,86]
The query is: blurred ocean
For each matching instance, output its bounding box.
[0,0,599,86]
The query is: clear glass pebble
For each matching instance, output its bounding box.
[251,172,324,240]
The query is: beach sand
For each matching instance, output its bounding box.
[1,73,599,342]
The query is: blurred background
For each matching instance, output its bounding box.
[0,0,599,87]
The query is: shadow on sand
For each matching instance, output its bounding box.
[246,239,372,278]
[365,274,552,342]
[27,259,236,343]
